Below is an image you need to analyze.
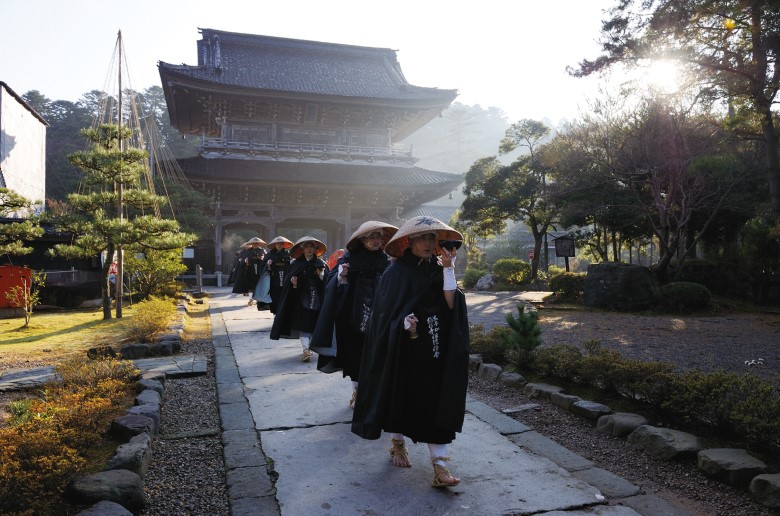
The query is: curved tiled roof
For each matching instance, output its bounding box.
[178,157,463,188]
[158,29,457,103]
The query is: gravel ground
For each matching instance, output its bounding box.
[139,334,231,516]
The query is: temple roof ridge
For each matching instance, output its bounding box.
[159,28,457,103]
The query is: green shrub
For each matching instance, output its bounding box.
[492,258,531,289]
[463,268,488,289]
[124,296,178,342]
[605,360,676,401]
[469,324,514,365]
[675,259,719,290]
[532,344,583,379]
[548,272,586,303]
[124,248,187,299]
[657,282,711,313]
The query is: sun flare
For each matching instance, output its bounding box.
[645,59,681,93]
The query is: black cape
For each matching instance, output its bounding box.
[351,252,470,441]
[265,248,292,314]
[232,247,266,294]
[310,247,390,377]
[270,256,328,340]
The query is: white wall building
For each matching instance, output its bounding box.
[0,81,47,216]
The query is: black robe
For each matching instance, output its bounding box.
[265,248,292,314]
[310,247,390,380]
[232,247,266,294]
[270,255,328,339]
[351,248,470,444]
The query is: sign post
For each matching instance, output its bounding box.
[553,236,576,272]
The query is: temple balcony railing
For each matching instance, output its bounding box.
[200,138,416,163]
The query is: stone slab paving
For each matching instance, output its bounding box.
[206,286,696,516]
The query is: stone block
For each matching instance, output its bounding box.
[596,412,648,437]
[477,362,502,381]
[75,500,133,515]
[697,448,767,489]
[498,371,526,388]
[627,425,703,460]
[65,469,146,513]
[584,262,658,311]
[466,400,531,435]
[523,382,564,400]
[119,343,149,360]
[468,354,483,372]
[749,473,780,509]
[572,467,641,498]
[127,403,161,435]
[109,415,154,441]
[135,378,164,396]
[570,400,612,420]
[135,389,161,406]
[105,433,153,478]
[550,392,581,410]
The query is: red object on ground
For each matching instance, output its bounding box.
[327,249,344,270]
[0,265,32,308]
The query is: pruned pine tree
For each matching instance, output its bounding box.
[51,123,194,319]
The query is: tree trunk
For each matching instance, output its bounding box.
[611,229,619,262]
[102,245,114,320]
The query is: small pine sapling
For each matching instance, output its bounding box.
[501,303,542,369]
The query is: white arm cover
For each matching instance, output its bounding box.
[443,266,457,291]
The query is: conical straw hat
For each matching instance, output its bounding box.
[327,249,345,270]
[241,236,266,248]
[290,236,327,259]
[383,216,462,258]
[267,236,294,249]
[346,220,399,251]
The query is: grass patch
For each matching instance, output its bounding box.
[0,307,138,371]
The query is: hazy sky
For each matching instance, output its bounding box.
[0,0,615,123]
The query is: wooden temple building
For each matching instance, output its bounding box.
[158,28,460,274]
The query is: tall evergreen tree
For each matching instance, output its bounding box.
[49,123,195,319]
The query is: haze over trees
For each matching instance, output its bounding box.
[572,0,780,224]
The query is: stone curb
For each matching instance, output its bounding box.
[471,356,779,511]
[210,302,282,516]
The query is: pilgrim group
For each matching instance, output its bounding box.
[228,216,470,489]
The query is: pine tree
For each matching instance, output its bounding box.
[501,303,542,368]
[0,188,44,260]
[49,123,195,319]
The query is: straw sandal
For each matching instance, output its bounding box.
[431,457,460,488]
[349,389,357,409]
[389,438,412,468]
[301,349,312,362]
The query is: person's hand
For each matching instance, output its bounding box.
[339,263,349,284]
[291,276,298,288]
[439,247,456,268]
[404,313,418,339]
[267,259,274,266]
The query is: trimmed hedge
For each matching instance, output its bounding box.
[548,271,586,302]
[656,281,711,313]
[468,325,780,452]
[492,258,531,289]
